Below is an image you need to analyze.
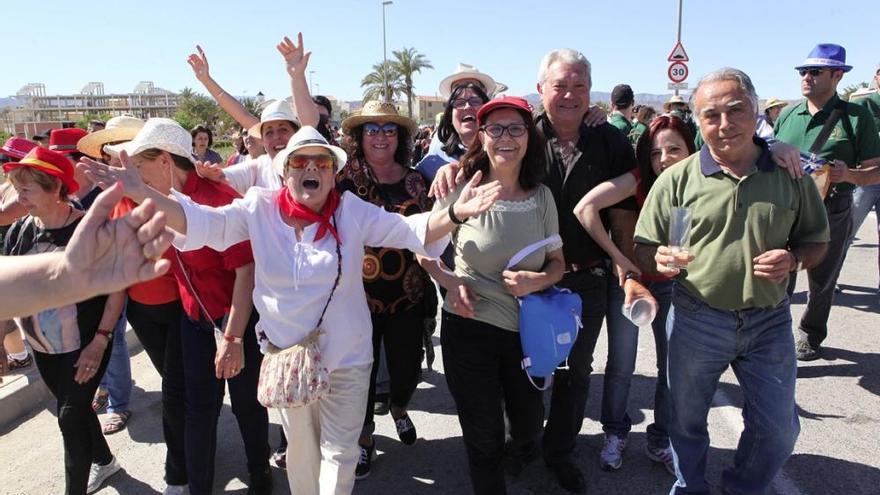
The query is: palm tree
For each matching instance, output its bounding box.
[361,61,404,104]
[392,47,433,119]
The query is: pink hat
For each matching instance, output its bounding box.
[1,137,38,160]
[49,128,88,154]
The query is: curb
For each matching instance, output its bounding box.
[0,326,142,430]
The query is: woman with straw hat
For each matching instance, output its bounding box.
[338,101,431,479]
[79,124,501,495]
[756,97,789,139]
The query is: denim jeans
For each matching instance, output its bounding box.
[99,310,132,414]
[666,287,799,495]
[601,279,674,447]
[850,184,880,245]
[179,311,269,495]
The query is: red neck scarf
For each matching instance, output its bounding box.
[277,188,342,245]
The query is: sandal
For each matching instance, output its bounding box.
[102,411,132,435]
[92,392,109,413]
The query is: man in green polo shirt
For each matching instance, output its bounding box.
[633,68,829,495]
[773,44,880,361]
[608,84,634,136]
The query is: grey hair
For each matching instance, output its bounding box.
[690,67,759,116]
[537,49,592,85]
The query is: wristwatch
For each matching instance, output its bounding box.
[789,250,803,272]
[96,328,114,340]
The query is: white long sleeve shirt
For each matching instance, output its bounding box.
[223,154,282,195]
[171,188,449,372]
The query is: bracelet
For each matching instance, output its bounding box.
[223,334,243,344]
[448,202,467,225]
[95,328,113,340]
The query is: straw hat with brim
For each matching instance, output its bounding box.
[272,126,348,178]
[247,100,302,139]
[663,95,687,112]
[105,118,195,165]
[763,98,788,111]
[3,147,80,194]
[77,115,145,158]
[439,63,497,99]
[340,101,417,136]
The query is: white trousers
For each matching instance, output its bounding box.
[278,364,371,495]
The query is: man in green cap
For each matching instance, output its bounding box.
[773,43,880,361]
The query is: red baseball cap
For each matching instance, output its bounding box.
[1,137,38,160]
[49,128,88,155]
[476,96,534,127]
[3,147,80,194]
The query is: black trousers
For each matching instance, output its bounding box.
[126,299,187,486]
[363,303,426,435]
[34,343,113,495]
[441,311,544,495]
[542,268,608,464]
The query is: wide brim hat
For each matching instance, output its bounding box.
[476,96,534,127]
[795,43,852,73]
[271,126,348,177]
[763,98,788,110]
[439,63,498,99]
[48,128,88,155]
[663,95,687,111]
[3,146,80,194]
[1,137,38,160]
[77,115,146,158]
[247,99,302,139]
[340,100,418,135]
[105,117,195,165]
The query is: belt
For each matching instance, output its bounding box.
[564,260,604,273]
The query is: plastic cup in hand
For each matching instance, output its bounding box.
[668,206,693,269]
[622,297,658,327]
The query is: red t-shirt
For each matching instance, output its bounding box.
[170,172,254,321]
[112,198,180,305]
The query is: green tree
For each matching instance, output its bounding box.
[240,97,263,120]
[392,47,433,119]
[842,82,869,101]
[361,62,405,104]
[172,87,223,132]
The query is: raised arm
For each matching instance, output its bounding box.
[187,45,259,130]
[277,33,319,128]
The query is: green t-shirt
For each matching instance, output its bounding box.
[437,184,561,332]
[629,121,647,147]
[855,91,880,134]
[634,142,830,310]
[774,94,880,193]
[609,112,633,137]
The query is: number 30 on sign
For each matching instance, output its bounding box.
[668,62,688,84]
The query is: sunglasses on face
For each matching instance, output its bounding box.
[451,97,486,109]
[480,123,527,138]
[363,122,398,137]
[288,154,335,170]
[798,68,829,77]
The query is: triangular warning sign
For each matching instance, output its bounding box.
[667,42,689,62]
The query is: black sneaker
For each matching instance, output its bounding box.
[547,459,586,494]
[355,443,375,480]
[394,414,417,445]
[796,339,821,361]
[373,394,390,416]
[504,441,538,477]
[247,468,273,495]
[271,446,286,470]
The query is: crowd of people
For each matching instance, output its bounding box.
[0,33,879,495]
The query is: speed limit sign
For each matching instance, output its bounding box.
[668,62,689,84]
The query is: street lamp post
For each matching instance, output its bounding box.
[381,0,393,103]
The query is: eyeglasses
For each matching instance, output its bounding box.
[798,68,829,78]
[451,97,486,109]
[288,154,335,170]
[363,122,398,137]
[480,123,527,138]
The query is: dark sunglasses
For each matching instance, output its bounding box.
[480,123,527,138]
[798,68,829,77]
[288,153,335,170]
[363,122,398,137]
[451,97,486,109]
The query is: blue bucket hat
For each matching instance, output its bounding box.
[795,43,852,73]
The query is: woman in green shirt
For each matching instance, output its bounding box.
[426,96,565,494]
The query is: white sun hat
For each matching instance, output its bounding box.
[438,63,498,99]
[77,115,146,158]
[271,126,348,177]
[105,118,195,164]
[247,99,302,139]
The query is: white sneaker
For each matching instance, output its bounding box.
[163,485,187,495]
[599,434,626,471]
[86,456,121,493]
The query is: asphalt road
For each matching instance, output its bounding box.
[1,212,877,495]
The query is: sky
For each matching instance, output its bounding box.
[5,0,877,103]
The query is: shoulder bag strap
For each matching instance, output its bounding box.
[315,213,343,330]
[506,234,562,270]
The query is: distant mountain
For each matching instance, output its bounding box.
[0,97,21,109]
[522,92,680,110]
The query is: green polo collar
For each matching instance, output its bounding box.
[699,137,775,176]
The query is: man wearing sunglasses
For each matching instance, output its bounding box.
[773,44,880,362]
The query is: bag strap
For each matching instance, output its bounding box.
[315,213,343,330]
[174,250,223,333]
[506,234,562,270]
[525,373,554,391]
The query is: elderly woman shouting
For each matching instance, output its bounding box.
[79,126,500,495]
